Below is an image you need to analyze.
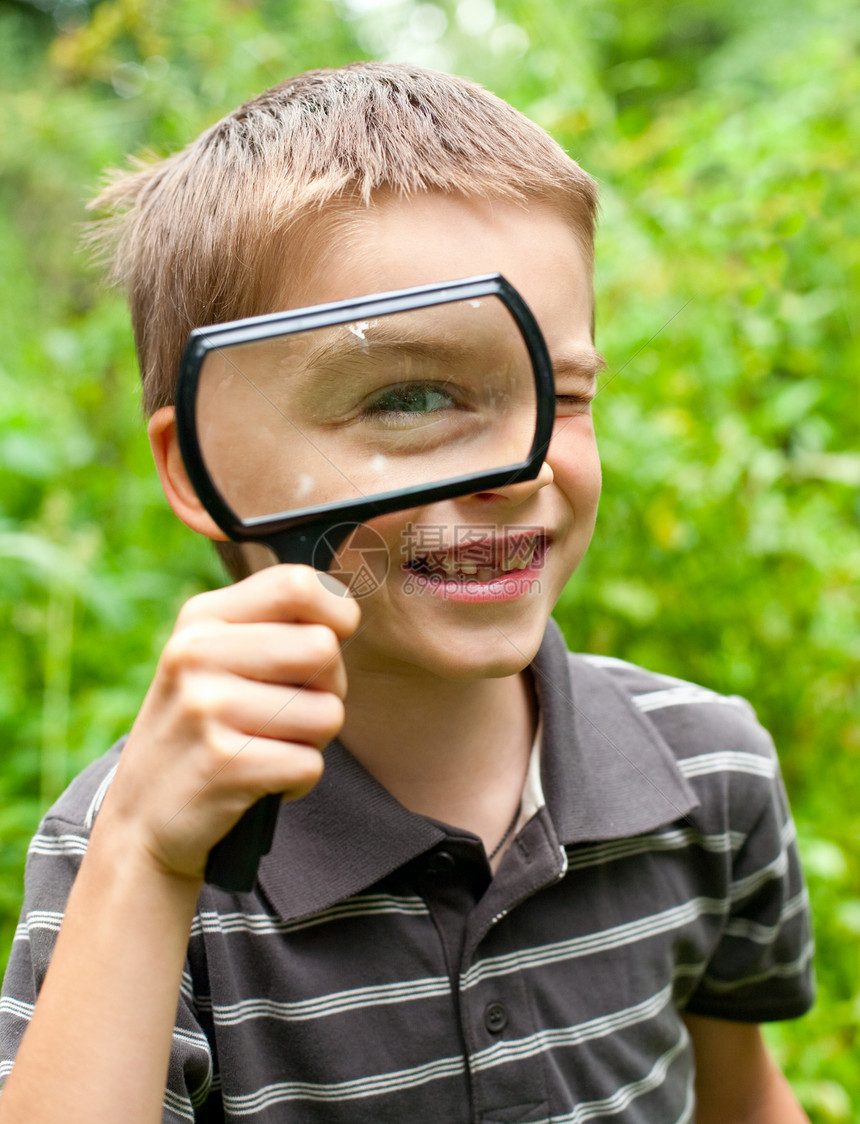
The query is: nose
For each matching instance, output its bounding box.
[467,458,554,506]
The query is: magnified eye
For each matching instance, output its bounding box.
[362,382,457,420]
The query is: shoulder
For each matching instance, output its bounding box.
[569,653,770,747]
[38,738,127,835]
[567,652,783,832]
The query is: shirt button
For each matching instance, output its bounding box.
[484,1002,509,1034]
[424,850,456,875]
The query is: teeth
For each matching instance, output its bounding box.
[502,540,538,571]
[413,537,541,580]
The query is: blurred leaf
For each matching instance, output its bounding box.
[1,1,859,1115]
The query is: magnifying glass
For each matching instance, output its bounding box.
[175,273,555,890]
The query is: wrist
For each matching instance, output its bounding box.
[84,802,205,914]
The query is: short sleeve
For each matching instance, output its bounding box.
[0,755,219,1122]
[684,763,815,1022]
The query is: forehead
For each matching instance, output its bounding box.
[275,192,594,353]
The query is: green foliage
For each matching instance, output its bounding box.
[1,0,858,1116]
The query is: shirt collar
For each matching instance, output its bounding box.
[257,618,699,923]
[534,618,699,843]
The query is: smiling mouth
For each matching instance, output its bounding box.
[404,535,547,583]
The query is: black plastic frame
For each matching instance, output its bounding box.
[174,273,555,891]
[176,273,555,569]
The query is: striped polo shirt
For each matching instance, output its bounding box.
[0,619,814,1122]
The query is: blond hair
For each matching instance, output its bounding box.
[90,63,599,580]
[89,61,598,416]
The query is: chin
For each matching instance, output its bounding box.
[406,616,549,683]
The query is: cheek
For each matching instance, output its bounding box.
[362,510,416,569]
[332,510,420,585]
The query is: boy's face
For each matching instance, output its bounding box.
[268,193,602,682]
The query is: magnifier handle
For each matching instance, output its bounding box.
[202,531,337,892]
[205,793,281,892]
[203,526,355,892]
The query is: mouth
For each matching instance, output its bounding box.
[403,533,547,584]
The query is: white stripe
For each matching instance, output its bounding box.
[578,653,637,669]
[673,960,708,983]
[633,685,751,714]
[222,1053,466,1114]
[171,1026,213,1105]
[473,984,674,1073]
[579,653,675,675]
[27,833,88,859]
[677,751,775,780]
[463,897,727,989]
[13,911,64,943]
[0,1059,14,1081]
[179,969,195,1006]
[701,938,815,995]
[633,685,748,714]
[190,893,428,940]
[552,1029,689,1124]
[85,763,118,829]
[211,974,450,1027]
[673,1079,697,1124]
[723,889,809,943]
[0,997,35,1022]
[190,1077,214,1110]
[172,1026,211,1055]
[162,1086,195,1121]
[730,848,788,904]
[579,655,696,689]
[564,828,743,872]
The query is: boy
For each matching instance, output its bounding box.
[0,63,813,1122]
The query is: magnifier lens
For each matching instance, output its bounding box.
[194,294,538,523]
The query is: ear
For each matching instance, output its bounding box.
[148,406,229,541]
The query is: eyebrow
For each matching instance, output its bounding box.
[298,315,533,388]
[552,347,608,383]
[215,332,477,407]
[305,336,480,378]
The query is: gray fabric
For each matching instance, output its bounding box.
[0,619,814,1122]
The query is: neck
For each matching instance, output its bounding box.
[339,664,536,842]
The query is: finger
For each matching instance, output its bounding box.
[204,732,327,801]
[178,675,346,749]
[161,621,348,697]
[179,565,362,636]
[157,734,326,864]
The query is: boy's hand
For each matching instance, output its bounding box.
[95,564,360,882]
